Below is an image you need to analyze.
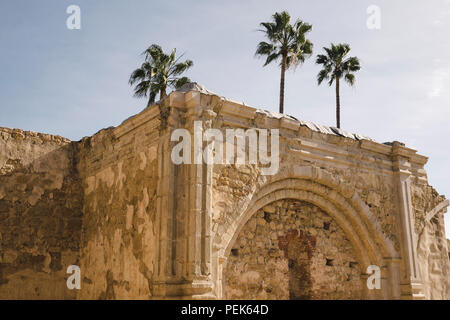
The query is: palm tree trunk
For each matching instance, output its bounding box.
[335,76,340,128]
[279,53,287,114]
[160,86,167,100]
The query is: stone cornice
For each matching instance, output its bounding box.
[83,89,430,181]
[172,90,428,175]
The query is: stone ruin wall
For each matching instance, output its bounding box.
[224,200,364,299]
[210,115,403,299]
[0,88,449,299]
[0,127,83,299]
[203,91,447,299]
[75,109,160,299]
[412,183,450,298]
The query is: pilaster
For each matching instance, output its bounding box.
[391,141,424,299]
[151,93,215,299]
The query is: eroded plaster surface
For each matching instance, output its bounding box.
[0,86,448,299]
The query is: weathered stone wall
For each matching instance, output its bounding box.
[224,200,363,299]
[207,112,404,298]
[185,89,448,300]
[76,118,160,299]
[0,86,449,300]
[211,124,402,259]
[412,183,450,299]
[0,127,83,299]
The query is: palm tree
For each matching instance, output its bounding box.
[129,44,193,106]
[316,43,360,129]
[255,11,313,114]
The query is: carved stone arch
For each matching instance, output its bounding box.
[214,165,400,299]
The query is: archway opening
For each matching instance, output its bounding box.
[223,199,364,299]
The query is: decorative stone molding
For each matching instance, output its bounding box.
[215,166,400,299]
[425,200,449,222]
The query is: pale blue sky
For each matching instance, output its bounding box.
[1,0,449,236]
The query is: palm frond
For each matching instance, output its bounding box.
[317,69,329,85]
[265,52,281,66]
[255,41,276,56]
[169,59,193,76]
[344,73,355,86]
[130,44,194,104]
[133,80,151,98]
[344,56,361,72]
[316,43,360,87]
[255,11,313,70]
[129,68,146,85]
[173,76,191,89]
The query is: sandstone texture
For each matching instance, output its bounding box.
[0,85,449,299]
[0,128,82,299]
[224,200,363,299]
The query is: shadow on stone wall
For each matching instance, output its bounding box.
[0,137,83,299]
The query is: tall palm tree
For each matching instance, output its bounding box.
[129,44,193,106]
[255,11,313,114]
[316,43,361,129]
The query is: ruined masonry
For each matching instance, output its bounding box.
[0,84,449,299]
